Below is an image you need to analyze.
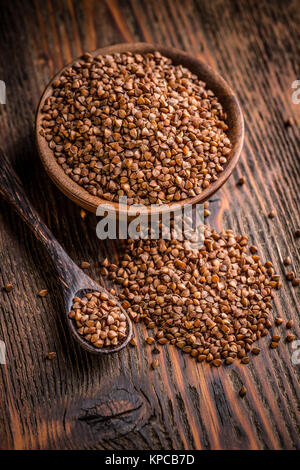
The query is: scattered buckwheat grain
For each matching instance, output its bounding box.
[80,261,90,269]
[4,283,13,292]
[38,289,48,297]
[103,226,280,367]
[46,352,56,360]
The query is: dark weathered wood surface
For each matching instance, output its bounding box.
[0,0,299,450]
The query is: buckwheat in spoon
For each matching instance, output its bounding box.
[0,150,132,354]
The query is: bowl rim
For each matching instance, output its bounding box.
[35,42,244,215]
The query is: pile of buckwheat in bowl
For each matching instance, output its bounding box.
[40,51,232,205]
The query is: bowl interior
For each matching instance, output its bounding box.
[36,42,244,215]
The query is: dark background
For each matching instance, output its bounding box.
[0,0,299,450]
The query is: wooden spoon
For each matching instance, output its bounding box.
[0,150,132,354]
[36,42,244,216]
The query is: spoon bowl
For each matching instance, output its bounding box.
[65,281,133,355]
[36,42,244,216]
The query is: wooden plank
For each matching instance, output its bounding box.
[0,0,299,450]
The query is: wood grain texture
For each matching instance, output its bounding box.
[0,0,299,450]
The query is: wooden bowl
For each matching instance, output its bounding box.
[36,43,244,216]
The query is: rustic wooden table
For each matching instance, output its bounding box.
[0,0,299,450]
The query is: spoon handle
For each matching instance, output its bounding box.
[0,149,80,284]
